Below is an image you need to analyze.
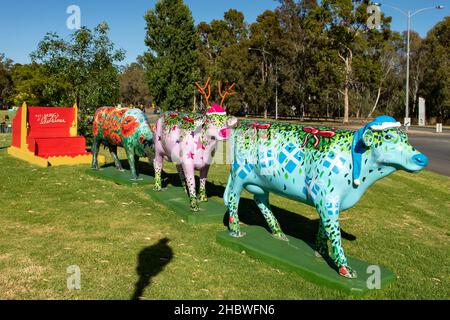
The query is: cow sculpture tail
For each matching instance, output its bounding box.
[223,173,233,206]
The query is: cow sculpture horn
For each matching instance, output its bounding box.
[218,81,237,108]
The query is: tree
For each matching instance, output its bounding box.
[321,0,391,123]
[419,17,450,123]
[10,63,49,106]
[366,32,402,118]
[276,0,314,118]
[274,0,344,119]
[144,0,199,111]
[31,22,125,112]
[407,31,425,117]
[349,18,394,119]
[120,63,151,106]
[197,9,251,113]
[248,10,282,118]
[0,53,14,106]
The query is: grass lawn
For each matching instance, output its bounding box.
[0,133,449,300]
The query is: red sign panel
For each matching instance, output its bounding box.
[27,107,74,138]
[28,107,74,128]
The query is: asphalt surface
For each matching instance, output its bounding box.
[408,131,450,177]
[406,125,449,134]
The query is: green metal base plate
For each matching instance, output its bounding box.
[86,166,154,186]
[86,164,227,224]
[145,188,227,224]
[216,225,395,295]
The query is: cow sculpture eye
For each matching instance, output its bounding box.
[384,134,392,141]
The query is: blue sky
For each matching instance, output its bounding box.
[0,0,448,65]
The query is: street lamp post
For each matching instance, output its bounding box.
[375,3,444,130]
[275,55,278,120]
[249,47,279,120]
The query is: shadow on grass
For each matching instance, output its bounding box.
[131,238,173,300]
[107,159,356,246]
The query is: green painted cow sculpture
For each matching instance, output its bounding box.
[224,116,429,278]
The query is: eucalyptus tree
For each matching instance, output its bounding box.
[144,0,199,111]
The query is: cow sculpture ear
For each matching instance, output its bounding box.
[194,118,205,134]
[227,116,238,127]
[362,129,374,147]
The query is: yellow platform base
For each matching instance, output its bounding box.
[7,146,105,167]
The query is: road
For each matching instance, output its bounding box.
[407,125,449,134]
[408,131,450,177]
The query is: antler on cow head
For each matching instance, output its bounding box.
[218,81,237,108]
[195,77,212,108]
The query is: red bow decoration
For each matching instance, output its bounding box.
[302,126,336,148]
[183,116,195,123]
[247,123,272,131]
[169,113,179,118]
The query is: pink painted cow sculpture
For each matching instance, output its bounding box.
[153,80,238,211]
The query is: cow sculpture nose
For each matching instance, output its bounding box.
[219,128,231,139]
[412,154,429,167]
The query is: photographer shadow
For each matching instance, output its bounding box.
[131,238,173,300]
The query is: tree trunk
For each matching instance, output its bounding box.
[368,86,382,119]
[412,77,419,116]
[367,55,394,119]
[339,48,352,124]
[261,59,267,119]
[193,89,196,113]
[411,57,422,116]
[343,84,349,123]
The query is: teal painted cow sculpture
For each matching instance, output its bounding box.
[91,107,154,180]
[224,116,428,278]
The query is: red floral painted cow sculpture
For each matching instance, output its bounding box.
[91,107,154,180]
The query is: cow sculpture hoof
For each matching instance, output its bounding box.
[229,231,246,238]
[198,195,208,203]
[339,265,357,279]
[314,250,328,259]
[272,233,289,242]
